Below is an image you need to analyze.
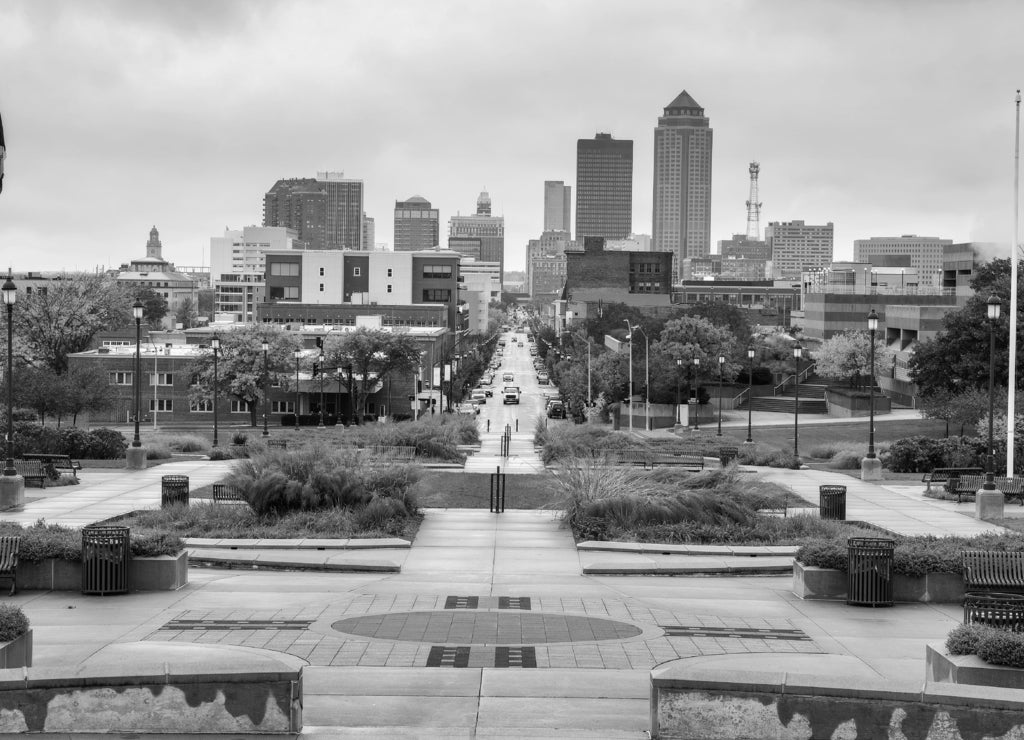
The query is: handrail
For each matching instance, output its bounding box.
[773,375,793,396]
[733,388,749,406]
[773,361,817,397]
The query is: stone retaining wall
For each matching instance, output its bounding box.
[651,665,1024,739]
[17,552,187,591]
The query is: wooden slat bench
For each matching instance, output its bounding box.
[597,449,650,468]
[922,467,983,493]
[648,449,705,471]
[950,475,1024,505]
[266,439,287,450]
[22,453,81,479]
[211,484,247,504]
[0,536,20,596]
[13,460,46,488]
[361,445,417,465]
[963,550,1024,594]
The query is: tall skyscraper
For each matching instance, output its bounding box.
[263,172,363,250]
[394,196,440,251]
[766,221,834,279]
[362,213,375,251]
[543,180,572,236]
[449,191,504,288]
[576,133,632,241]
[652,90,714,281]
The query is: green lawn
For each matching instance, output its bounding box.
[718,417,948,455]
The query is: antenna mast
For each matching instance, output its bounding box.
[745,162,762,240]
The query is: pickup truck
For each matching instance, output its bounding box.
[502,386,521,404]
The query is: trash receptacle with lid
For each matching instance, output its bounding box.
[847,537,894,607]
[819,485,847,520]
[719,446,739,467]
[82,526,130,595]
[161,475,189,507]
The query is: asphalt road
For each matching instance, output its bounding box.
[474,331,563,434]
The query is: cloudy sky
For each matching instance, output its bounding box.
[1,0,1023,274]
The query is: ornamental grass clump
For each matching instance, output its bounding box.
[0,605,29,642]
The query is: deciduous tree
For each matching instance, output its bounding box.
[812,330,895,389]
[322,328,422,421]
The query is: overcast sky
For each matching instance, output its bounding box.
[2,0,1023,274]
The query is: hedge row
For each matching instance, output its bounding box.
[10,423,127,460]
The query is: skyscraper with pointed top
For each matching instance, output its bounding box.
[652,90,713,282]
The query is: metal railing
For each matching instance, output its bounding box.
[772,362,817,396]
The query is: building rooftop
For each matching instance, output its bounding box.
[666,90,702,110]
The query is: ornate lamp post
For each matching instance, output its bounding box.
[318,352,326,428]
[675,358,683,428]
[745,345,755,444]
[293,348,301,428]
[717,354,725,437]
[124,299,147,470]
[211,335,220,448]
[261,340,270,438]
[692,357,701,431]
[1,273,23,508]
[346,363,355,425]
[861,310,882,480]
[793,343,803,461]
[985,296,1002,491]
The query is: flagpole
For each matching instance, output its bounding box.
[1009,89,1020,477]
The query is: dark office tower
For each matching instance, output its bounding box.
[394,196,440,251]
[576,133,632,241]
[543,180,572,236]
[653,90,713,282]
[263,177,327,250]
[320,172,364,250]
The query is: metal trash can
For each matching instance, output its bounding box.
[161,475,189,507]
[847,537,895,607]
[719,446,739,467]
[819,485,847,520]
[82,526,130,595]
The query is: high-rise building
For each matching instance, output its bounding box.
[210,226,298,322]
[394,196,440,251]
[543,181,572,236]
[263,173,364,250]
[853,235,954,288]
[766,220,834,279]
[362,213,375,251]
[576,133,632,241]
[652,91,714,281]
[718,234,770,261]
[263,178,327,250]
[449,191,504,288]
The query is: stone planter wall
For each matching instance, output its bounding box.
[825,388,892,418]
[793,562,964,603]
[17,551,187,592]
[927,643,1024,690]
[0,629,32,669]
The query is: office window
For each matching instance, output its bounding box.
[110,372,133,385]
[422,289,451,302]
[271,401,295,413]
[230,400,250,413]
[387,268,393,277]
[284,287,299,299]
[149,399,173,412]
[319,267,325,276]
[387,284,393,293]
[190,399,213,413]
[319,283,325,292]
[422,264,453,279]
[148,373,173,386]
[270,262,300,276]
[353,267,361,277]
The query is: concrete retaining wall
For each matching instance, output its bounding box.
[793,562,964,603]
[0,663,301,734]
[651,666,1024,739]
[17,552,187,591]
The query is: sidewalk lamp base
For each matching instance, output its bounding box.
[125,446,148,471]
[976,488,1005,521]
[860,456,882,481]
[0,475,24,511]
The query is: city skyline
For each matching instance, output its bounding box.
[1,0,1023,274]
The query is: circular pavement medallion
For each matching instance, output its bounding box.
[332,611,642,645]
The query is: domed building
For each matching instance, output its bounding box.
[116,226,197,328]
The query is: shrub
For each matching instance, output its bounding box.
[946,624,998,656]
[232,432,249,445]
[57,427,91,458]
[208,448,232,461]
[354,496,409,534]
[83,428,128,459]
[145,444,173,460]
[147,434,210,454]
[128,530,186,558]
[976,629,1024,668]
[0,604,29,642]
[0,521,182,562]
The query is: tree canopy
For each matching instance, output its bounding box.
[321,328,422,420]
[813,330,895,389]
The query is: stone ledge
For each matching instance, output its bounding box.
[578,541,800,557]
[184,537,410,550]
[792,561,964,603]
[927,642,1024,690]
[17,552,188,591]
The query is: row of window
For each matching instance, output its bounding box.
[151,400,297,413]
[270,263,453,280]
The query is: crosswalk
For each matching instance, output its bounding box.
[463,432,546,474]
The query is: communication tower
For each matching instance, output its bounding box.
[745,162,762,240]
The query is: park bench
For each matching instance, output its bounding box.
[963,550,1024,594]
[266,439,287,450]
[648,448,705,471]
[362,445,417,465]
[597,449,650,468]
[921,467,983,493]
[950,475,1024,505]
[211,484,247,504]
[12,460,46,488]
[0,536,20,596]
[22,453,82,480]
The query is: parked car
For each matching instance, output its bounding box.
[457,402,480,415]
[546,401,566,419]
[471,390,488,404]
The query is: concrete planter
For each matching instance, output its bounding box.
[17,551,187,591]
[793,561,963,603]
[825,388,892,418]
[927,643,1024,690]
[0,629,32,669]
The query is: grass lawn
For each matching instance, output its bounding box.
[718,417,948,456]
[412,471,562,509]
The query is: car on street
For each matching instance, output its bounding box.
[546,400,566,419]
[537,372,550,385]
[471,390,488,404]
[457,402,480,415]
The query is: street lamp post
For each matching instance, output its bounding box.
[675,358,683,429]
[633,325,650,431]
[745,346,755,444]
[624,320,633,433]
[717,354,725,437]
[1,273,23,508]
[346,363,355,425]
[692,357,701,431]
[978,296,1004,519]
[124,299,148,470]
[318,352,326,428]
[261,340,270,438]
[211,335,220,448]
[293,348,301,428]
[793,344,803,462]
[587,337,593,409]
[861,310,882,480]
